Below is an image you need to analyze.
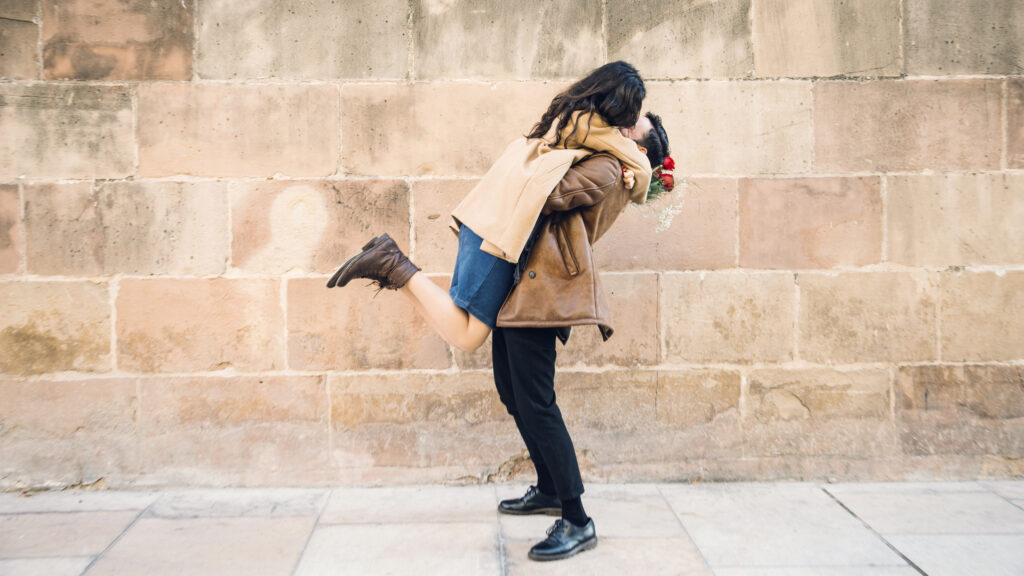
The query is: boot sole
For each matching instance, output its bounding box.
[528,535,598,562]
[327,234,387,288]
[497,506,562,516]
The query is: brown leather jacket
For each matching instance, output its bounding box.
[495,152,632,343]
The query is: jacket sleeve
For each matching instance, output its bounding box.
[541,154,622,215]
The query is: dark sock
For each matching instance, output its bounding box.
[561,496,589,527]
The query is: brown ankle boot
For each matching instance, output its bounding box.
[326,233,420,290]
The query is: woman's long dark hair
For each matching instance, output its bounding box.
[527,61,645,147]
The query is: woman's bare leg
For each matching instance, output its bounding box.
[399,272,491,352]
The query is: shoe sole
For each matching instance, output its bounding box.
[327,234,387,288]
[497,506,562,517]
[528,535,598,562]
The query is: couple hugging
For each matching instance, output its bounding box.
[327,61,672,562]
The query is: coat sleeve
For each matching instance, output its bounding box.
[541,154,622,215]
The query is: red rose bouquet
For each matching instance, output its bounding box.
[646,155,676,203]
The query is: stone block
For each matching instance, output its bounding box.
[556,273,660,367]
[0,511,139,557]
[888,174,1024,267]
[42,0,193,80]
[24,180,228,276]
[0,13,37,79]
[753,0,901,78]
[656,369,741,427]
[0,281,110,374]
[340,82,565,176]
[288,277,450,371]
[595,178,736,271]
[116,279,284,373]
[0,185,19,273]
[939,270,1024,362]
[198,0,407,79]
[0,378,139,485]
[138,84,339,177]
[328,372,519,469]
[744,368,897,458]
[1009,80,1024,169]
[232,179,408,275]
[662,271,795,364]
[896,364,1024,457]
[410,179,476,273]
[137,376,330,479]
[607,0,753,79]
[644,81,813,174]
[739,176,882,269]
[550,370,657,431]
[0,84,134,179]
[0,0,36,21]
[814,79,1002,172]
[905,0,1024,74]
[798,271,938,363]
[413,0,602,79]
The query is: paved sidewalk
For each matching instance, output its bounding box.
[1,480,1023,575]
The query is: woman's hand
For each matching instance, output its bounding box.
[621,167,635,190]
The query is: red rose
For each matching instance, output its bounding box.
[659,173,674,190]
[662,156,675,170]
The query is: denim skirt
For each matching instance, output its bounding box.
[449,225,516,329]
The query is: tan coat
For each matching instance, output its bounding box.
[495,152,632,342]
[449,111,651,264]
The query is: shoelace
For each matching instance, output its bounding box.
[545,519,565,537]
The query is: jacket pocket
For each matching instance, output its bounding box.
[556,221,580,277]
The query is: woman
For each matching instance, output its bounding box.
[327,61,671,562]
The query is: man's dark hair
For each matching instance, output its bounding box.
[527,61,645,147]
[638,112,669,168]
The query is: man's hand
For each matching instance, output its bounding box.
[622,167,635,190]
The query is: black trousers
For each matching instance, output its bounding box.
[492,326,584,501]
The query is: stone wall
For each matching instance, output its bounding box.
[1,0,1022,489]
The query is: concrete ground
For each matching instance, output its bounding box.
[1,480,1023,575]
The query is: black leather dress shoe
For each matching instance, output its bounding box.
[528,517,598,561]
[498,485,561,516]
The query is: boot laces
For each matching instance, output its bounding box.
[546,519,566,537]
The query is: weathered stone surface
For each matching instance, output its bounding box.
[557,273,660,367]
[745,368,897,458]
[656,369,741,427]
[232,179,408,275]
[644,81,813,174]
[662,271,795,364]
[607,0,752,79]
[411,179,476,273]
[939,270,1024,362]
[905,0,1024,74]
[595,178,736,271]
[0,84,134,179]
[0,281,110,374]
[137,376,330,479]
[753,0,901,78]
[0,9,37,79]
[896,364,1024,457]
[42,0,193,80]
[340,82,565,176]
[0,185,19,273]
[413,0,602,79]
[117,279,284,373]
[288,277,450,371]
[814,79,1002,172]
[739,177,882,269]
[1009,80,1024,170]
[138,84,339,177]
[550,370,657,431]
[0,511,139,557]
[888,174,1024,267]
[0,378,138,485]
[329,372,520,469]
[24,181,228,276]
[198,0,406,79]
[798,271,938,363]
